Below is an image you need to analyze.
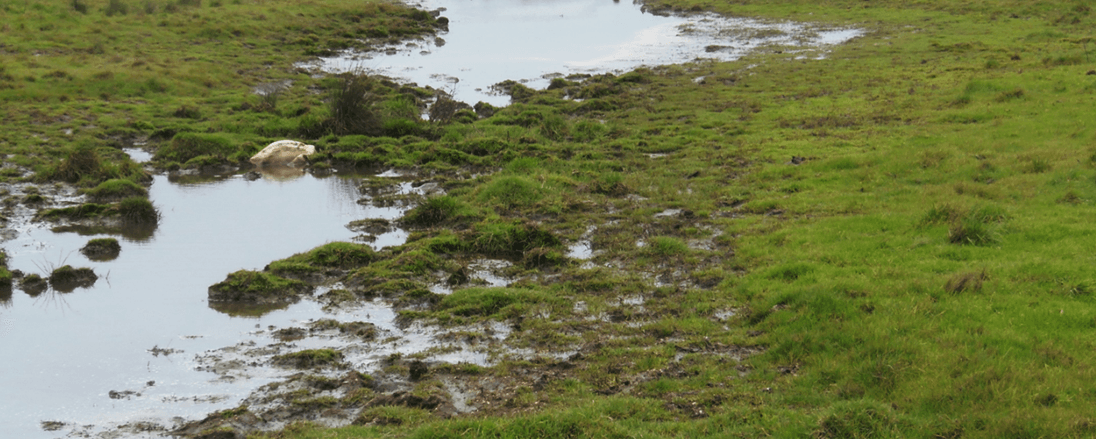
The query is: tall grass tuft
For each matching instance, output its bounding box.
[944,270,988,293]
[118,196,160,225]
[327,72,381,136]
[948,218,998,245]
[401,196,469,227]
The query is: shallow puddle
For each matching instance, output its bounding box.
[310,0,860,106]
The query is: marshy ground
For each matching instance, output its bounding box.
[3,0,1096,438]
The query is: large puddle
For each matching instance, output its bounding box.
[0,169,409,438]
[310,0,859,106]
[1,1,862,437]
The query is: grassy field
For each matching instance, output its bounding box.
[5,0,1096,437]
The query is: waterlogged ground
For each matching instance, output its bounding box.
[0,1,870,437]
[312,0,859,106]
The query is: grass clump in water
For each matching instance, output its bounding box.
[118,197,160,225]
[80,238,121,261]
[401,195,476,228]
[36,203,113,220]
[48,265,98,292]
[83,179,147,201]
[208,270,310,304]
[154,133,237,165]
[269,242,376,277]
[0,251,11,286]
[40,142,146,187]
[272,349,345,369]
[295,242,375,268]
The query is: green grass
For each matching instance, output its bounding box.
[207,270,310,304]
[272,349,346,369]
[244,0,1096,435]
[117,196,159,224]
[82,178,147,200]
[0,250,11,285]
[434,287,562,319]
[0,0,443,175]
[80,237,121,260]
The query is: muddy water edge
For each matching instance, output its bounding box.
[0,164,432,437]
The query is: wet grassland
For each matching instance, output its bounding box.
[5,0,1096,437]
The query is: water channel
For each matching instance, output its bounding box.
[0,1,859,437]
[312,0,859,107]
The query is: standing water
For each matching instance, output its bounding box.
[312,0,859,106]
[0,170,403,438]
[1,0,860,437]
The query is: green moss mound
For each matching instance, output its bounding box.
[272,349,346,369]
[83,179,147,201]
[208,270,311,305]
[48,265,98,292]
[80,238,121,261]
[118,196,160,225]
[154,132,237,164]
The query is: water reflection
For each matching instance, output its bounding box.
[51,223,157,242]
[313,0,860,106]
[0,284,12,307]
[208,301,291,318]
[0,169,393,439]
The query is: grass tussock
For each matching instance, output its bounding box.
[326,72,383,136]
[118,196,160,225]
[272,349,345,369]
[944,270,988,293]
[83,179,147,201]
[80,237,121,261]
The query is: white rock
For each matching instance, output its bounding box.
[249,140,316,167]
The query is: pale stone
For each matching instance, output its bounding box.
[249,140,316,167]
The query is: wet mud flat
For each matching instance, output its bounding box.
[2,161,758,438]
[160,168,761,438]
